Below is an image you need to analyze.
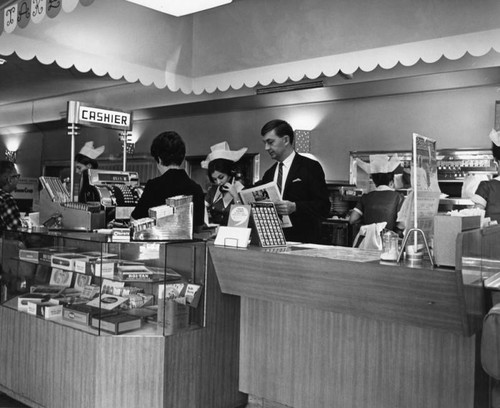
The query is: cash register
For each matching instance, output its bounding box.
[80,169,143,221]
[39,170,143,230]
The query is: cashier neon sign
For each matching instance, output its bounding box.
[79,106,131,129]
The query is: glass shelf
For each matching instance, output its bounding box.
[0,229,206,337]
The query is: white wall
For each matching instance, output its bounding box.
[37,84,499,183]
[129,85,500,182]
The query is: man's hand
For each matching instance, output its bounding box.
[274,200,296,215]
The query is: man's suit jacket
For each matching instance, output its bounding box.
[261,153,330,243]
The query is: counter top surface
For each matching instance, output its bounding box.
[209,243,481,335]
[215,242,441,270]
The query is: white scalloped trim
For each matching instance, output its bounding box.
[2,27,499,95]
[189,28,500,94]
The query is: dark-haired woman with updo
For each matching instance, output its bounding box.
[472,129,500,223]
[131,131,205,232]
[202,142,247,226]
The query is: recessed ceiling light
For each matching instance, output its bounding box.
[125,0,232,17]
[0,59,6,65]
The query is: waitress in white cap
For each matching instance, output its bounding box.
[349,154,405,234]
[75,141,105,202]
[202,141,247,225]
[471,129,500,223]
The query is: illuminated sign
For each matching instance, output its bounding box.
[67,101,132,131]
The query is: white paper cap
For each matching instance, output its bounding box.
[79,141,105,159]
[201,141,247,169]
[357,154,401,174]
[489,128,500,147]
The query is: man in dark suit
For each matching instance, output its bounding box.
[260,119,330,243]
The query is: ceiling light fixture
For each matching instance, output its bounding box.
[0,59,6,65]
[5,149,17,163]
[125,0,232,17]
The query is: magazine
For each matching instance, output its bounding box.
[239,181,282,204]
[239,181,292,228]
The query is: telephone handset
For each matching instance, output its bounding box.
[219,177,235,193]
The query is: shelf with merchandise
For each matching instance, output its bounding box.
[0,229,206,337]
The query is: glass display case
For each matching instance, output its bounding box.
[0,230,246,408]
[458,225,500,305]
[456,224,500,335]
[0,229,206,337]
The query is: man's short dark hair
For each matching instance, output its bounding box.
[0,160,16,177]
[0,160,16,189]
[260,119,295,144]
[150,131,186,166]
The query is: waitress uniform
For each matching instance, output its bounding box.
[352,185,404,232]
[205,180,244,225]
[471,176,500,223]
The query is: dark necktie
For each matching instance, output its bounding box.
[277,162,284,193]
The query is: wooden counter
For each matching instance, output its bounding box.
[0,240,246,408]
[210,243,488,408]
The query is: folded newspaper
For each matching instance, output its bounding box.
[239,181,292,228]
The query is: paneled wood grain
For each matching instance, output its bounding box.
[0,308,97,408]
[210,243,487,408]
[0,307,164,408]
[210,245,475,335]
[239,298,476,408]
[94,336,165,408]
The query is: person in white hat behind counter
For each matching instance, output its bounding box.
[349,154,405,235]
[201,141,247,225]
[471,129,500,224]
[75,141,105,202]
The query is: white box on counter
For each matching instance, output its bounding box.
[51,253,88,271]
[42,304,63,319]
[433,214,481,267]
[27,300,63,319]
[17,294,50,312]
[74,258,115,277]
[19,246,70,264]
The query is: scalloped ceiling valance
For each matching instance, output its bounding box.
[0,0,499,95]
